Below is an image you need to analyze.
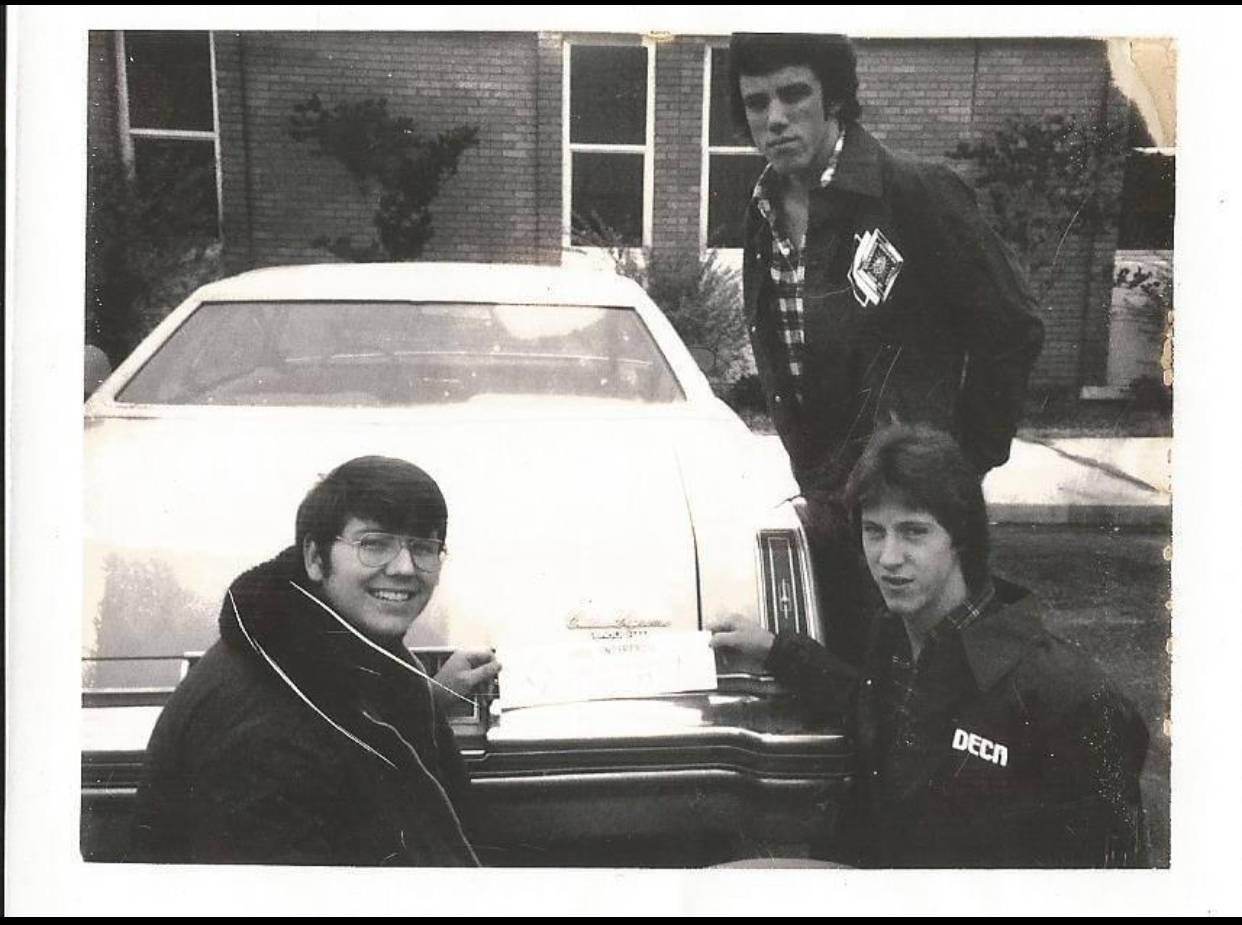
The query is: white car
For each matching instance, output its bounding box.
[82,262,848,865]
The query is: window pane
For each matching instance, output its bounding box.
[132,137,219,237]
[570,45,647,145]
[118,301,684,405]
[572,152,644,246]
[709,48,753,148]
[707,153,766,247]
[1117,152,1175,249]
[125,31,213,131]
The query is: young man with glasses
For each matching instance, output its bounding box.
[131,456,499,865]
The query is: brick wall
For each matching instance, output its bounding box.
[86,31,121,347]
[971,40,1118,390]
[652,37,705,260]
[87,32,121,174]
[215,32,253,273]
[220,32,546,269]
[854,39,1119,389]
[211,32,1123,390]
[855,39,978,164]
[532,32,563,265]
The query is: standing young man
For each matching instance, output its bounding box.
[710,425,1149,867]
[131,456,500,865]
[729,33,1045,661]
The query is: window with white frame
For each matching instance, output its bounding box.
[563,41,654,249]
[702,45,766,249]
[1117,101,1174,251]
[117,30,222,237]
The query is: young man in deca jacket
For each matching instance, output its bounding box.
[709,425,1149,868]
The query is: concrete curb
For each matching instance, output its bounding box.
[755,434,1172,528]
[989,502,1170,528]
[982,437,1170,527]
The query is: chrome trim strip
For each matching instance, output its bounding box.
[752,523,823,643]
[83,767,846,796]
[715,672,780,685]
[471,768,844,788]
[84,687,176,697]
[487,723,845,750]
[794,518,823,644]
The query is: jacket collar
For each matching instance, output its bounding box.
[955,577,1046,692]
[820,122,883,199]
[869,576,1045,693]
[218,547,439,773]
[749,121,884,210]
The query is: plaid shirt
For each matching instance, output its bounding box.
[749,128,847,389]
[883,582,998,754]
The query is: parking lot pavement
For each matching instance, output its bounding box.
[991,523,1171,869]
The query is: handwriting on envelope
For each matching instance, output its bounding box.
[496,630,718,710]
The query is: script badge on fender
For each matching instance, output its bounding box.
[849,228,904,308]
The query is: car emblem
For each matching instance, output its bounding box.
[566,612,671,630]
[849,228,903,308]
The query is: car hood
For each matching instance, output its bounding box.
[84,402,789,689]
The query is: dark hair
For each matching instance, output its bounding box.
[296,456,448,568]
[843,424,990,592]
[727,33,862,133]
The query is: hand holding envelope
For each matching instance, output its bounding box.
[432,649,502,710]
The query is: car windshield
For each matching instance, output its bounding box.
[116,300,685,406]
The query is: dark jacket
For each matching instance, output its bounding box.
[129,548,478,866]
[767,578,1150,868]
[743,125,1044,489]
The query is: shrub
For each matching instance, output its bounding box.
[86,151,225,366]
[1115,260,1173,411]
[948,113,1128,300]
[724,372,766,414]
[640,249,752,388]
[577,225,753,393]
[1128,375,1172,414]
[288,94,478,261]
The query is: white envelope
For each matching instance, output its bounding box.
[496,630,718,710]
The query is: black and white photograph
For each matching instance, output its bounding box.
[7,6,1240,917]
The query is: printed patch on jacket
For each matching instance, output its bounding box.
[952,727,1009,767]
[849,228,903,307]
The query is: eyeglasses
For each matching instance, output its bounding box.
[336,532,446,571]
